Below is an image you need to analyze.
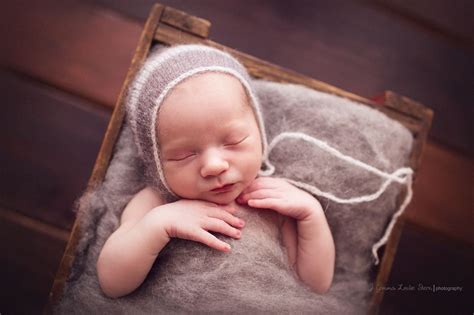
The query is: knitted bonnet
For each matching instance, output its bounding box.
[126,44,268,200]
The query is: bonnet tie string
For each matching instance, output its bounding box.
[259,131,414,265]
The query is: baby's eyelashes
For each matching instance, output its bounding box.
[166,152,196,162]
[224,135,248,147]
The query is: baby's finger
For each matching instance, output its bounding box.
[239,189,279,203]
[221,204,238,214]
[203,218,242,239]
[247,198,283,212]
[242,177,278,194]
[195,229,232,252]
[206,207,245,228]
[196,200,236,213]
[200,201,237,215]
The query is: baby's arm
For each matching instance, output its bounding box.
[97,187,245,298]
[281,206,335,294]
[237,177,335,294]
[96,187,169,298]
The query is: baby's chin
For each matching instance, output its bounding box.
[173,182,249,206]
[189,187,243,206]
[202,191,241,206]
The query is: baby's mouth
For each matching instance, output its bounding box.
[211,183,235,193]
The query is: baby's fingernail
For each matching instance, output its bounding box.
[238,219,245,227]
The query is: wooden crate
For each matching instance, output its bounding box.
[46,3,433,314]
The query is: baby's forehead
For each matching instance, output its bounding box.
[156,72,255,137]
[174,72,248,98]
[159,72,250,114]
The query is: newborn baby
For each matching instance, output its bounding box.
[96,45,335,299]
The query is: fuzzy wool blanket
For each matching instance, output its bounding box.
[54,80,412,314]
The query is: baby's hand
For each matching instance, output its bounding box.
[237,177,322,220]
[154,199,245,252]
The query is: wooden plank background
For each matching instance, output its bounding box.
[0,0,472,313]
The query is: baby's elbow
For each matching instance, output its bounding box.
[99,283,122,299]
[297,265,333,295]
[96,258,127,299]
[97,270,127,299]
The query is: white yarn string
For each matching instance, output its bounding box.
[371,174,413,265]
[261,131,414,265]
[266,132,412,184]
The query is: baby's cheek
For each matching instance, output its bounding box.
[243,151,262,179]
[164,165,196,197]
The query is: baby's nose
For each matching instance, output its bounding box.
[200,151,229,178]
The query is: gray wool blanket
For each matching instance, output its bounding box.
[55,81,413,314]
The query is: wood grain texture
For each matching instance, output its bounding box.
[0,207,67,314]
[374,0,474,46]
[161,5,211,38]
[405,141,474,243]
[0,70,110,230]
[0,0,141,107]
[380,221,473,314]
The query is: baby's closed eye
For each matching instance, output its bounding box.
[165,151,196,162]
[224,135,248,146]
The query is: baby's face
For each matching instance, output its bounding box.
[158,72,263,205]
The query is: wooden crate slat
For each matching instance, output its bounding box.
[161,6,211,38]
[1,0,142,107]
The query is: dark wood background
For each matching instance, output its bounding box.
[0,0,472,314]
